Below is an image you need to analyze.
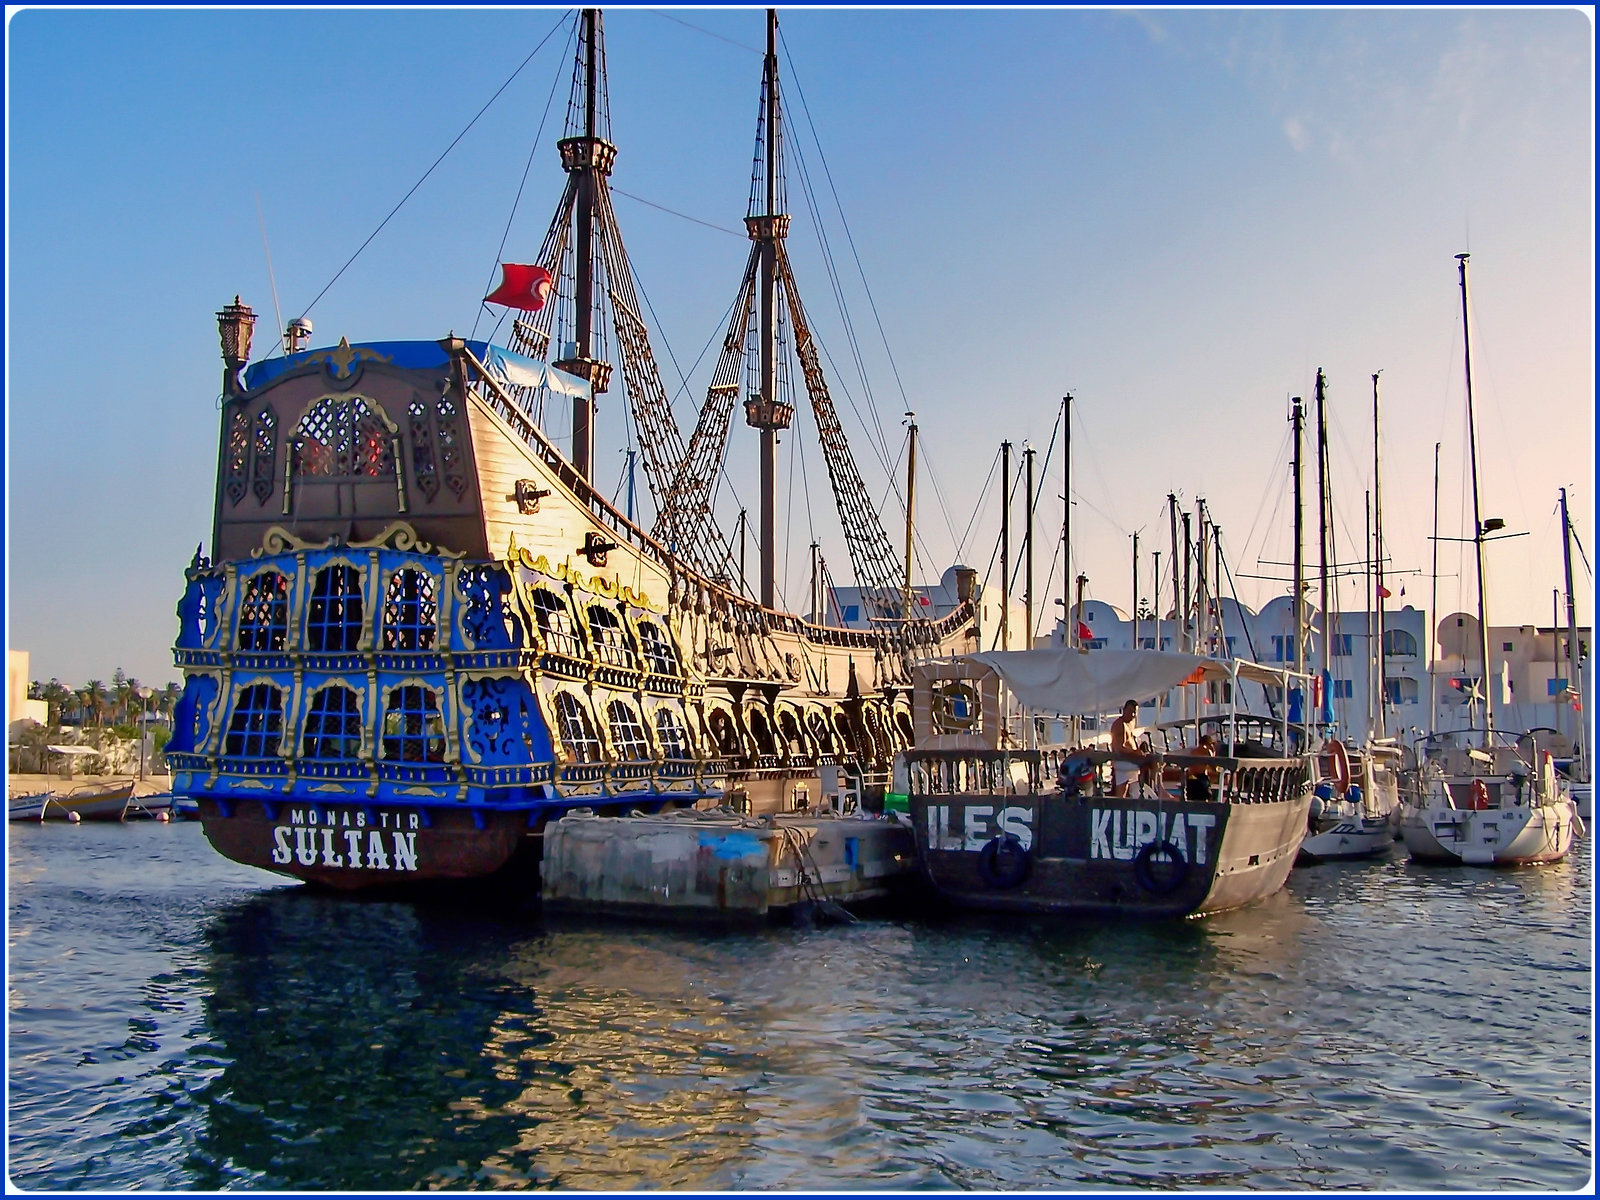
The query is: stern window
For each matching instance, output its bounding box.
[307,566,364,652]
[382,569,438,650]
[225,684,284,757]
[380,686,445,762]
[303,686,362,759]
[655,708,691,759]
[236,572,290,652]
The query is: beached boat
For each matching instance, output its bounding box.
[165,10,973,889]
[900,650,1314,918]
[8,781,136,822]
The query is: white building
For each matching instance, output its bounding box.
[1428,612,1592,754]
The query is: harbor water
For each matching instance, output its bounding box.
[7,821,1592,1191]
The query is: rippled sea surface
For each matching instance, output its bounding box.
[7,821,1592,1191]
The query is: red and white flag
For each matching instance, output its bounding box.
[485,263,554,311]
[1376,584,1392,599]
[1077,621,1094,642]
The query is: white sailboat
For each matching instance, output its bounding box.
[1298,370,1398,863]
[1400,255,1581,866]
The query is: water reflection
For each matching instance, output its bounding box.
[12,825,1588,1191]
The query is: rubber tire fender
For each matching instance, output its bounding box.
[977,833,1031,889]
[1132,839,1189,895]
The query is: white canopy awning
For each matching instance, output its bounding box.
[964,649,1305,716]
[46,745,99,756]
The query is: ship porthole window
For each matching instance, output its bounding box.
[382,569,437,651]
[225,684,284,758]
[553,691,602,763]
[380,686,445,763]
[655,708,691,759]
[236,571,290,652]
[607,700,650,762]
[307,565,364,652]
[303,685,363,760]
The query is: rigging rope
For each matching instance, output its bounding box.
[471,14,578,345]
[295,10,572,332]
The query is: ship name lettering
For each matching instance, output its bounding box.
[1090,808,1215,865]
[269,824,420,872]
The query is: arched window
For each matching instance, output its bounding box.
[807,711,835,755]
[655,708,692,759]
[237,572,290,652]
[382,569,437,650]
[1383,628,1419,658]
[708,708,744,757]
[225,684,284,757]
[895,710,915,747]
[553,692,602,762]
[531,589,583,658]
[747,707,778,756]
[307,566,364,652]
[607,700,650,761]
[587,605,637,670]
[380,686,445,762]
[777,709,807,756]
[636,621,680,675]
[303,686,362,759]
[292,396,394,479]
[833,711,860,757]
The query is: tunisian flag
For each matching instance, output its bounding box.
[484,264,554,311]
[1077,621,1094,642]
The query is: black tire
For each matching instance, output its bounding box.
[1132,840,1189,895]
[977,833,1031,889]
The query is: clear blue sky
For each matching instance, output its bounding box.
[6,7,1593,689]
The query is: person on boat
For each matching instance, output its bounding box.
[1185,734,1219,801]
[1110,701,1158,798]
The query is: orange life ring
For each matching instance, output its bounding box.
[1324,739,1352,796]
[1467,779,1491,810]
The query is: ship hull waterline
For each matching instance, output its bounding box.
[909,791,1311,919]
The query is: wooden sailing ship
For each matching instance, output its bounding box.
[166,10,974,889]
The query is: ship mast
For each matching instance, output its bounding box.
[560,9,613,484]
[1458,253,1495,744]
[750,8,788,608]
[1315,371,1330,738]
[1561,486,1585,780]
[1372,371,1387,740]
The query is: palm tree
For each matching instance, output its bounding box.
[80,680,107,728]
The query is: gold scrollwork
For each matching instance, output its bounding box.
[298,337,392,381]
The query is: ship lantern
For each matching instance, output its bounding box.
[216,296,257,397]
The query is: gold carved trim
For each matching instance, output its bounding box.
[254,521,463,559]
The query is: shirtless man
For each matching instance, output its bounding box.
[1110,700,1157,797]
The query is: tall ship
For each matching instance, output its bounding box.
[164,10,975,889]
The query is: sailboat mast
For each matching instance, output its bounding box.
[1458,253,1495,741]
[1000,440,1011,651]
[1315,373,1329,734]
[1373,372,1387,739]
[1429,441,1441,736]
[1061,395,1072,646]
[1168,493,1180,654]
[1025,444,1035,647]
[1132,531,1140,654]
[1291,397,1305,680]
[1561,486,1584,778]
